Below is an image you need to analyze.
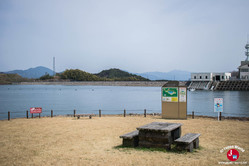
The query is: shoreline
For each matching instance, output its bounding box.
[13,81,170,87]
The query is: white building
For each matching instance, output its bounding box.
[191,73,212,81]
[238,42,249,80]
[191,72,231,81]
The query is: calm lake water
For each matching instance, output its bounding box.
[0,85,248,120]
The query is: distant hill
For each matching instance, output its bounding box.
[0,73,31,84]
[60,69,101,81]
[96,68,149,81]
[5,66,54,78]
[3,66,190,81]
[136,70,191,81]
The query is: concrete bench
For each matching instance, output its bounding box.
[174,133,201,152]
[120,130,139,147]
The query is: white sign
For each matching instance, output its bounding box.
[214,98,223,112]
[179,87,186,102]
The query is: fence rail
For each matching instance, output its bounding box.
[2,109,249,121]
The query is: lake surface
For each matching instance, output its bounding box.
[0,85,249,120]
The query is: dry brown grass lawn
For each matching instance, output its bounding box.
[0,116,249,166]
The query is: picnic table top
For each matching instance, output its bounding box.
[136,122,182,132]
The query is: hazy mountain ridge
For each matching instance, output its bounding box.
[5,66,54,78]
[136,70,191,81]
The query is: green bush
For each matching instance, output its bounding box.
[60,69,102,81]
[39,74,53,80]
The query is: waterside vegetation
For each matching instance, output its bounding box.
[0,68,150,84]
[0,73,32,85]
[58,68,149,81]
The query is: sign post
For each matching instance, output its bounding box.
[214,98,223,121]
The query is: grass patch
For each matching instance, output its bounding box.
[0,116,248,165]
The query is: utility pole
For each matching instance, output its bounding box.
[53,57,55,76]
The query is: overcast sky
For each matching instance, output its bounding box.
[0,0,249,73]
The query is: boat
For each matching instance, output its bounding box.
[189,88,196,92]
[210,86,214,91]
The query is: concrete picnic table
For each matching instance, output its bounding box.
[136,122,182,150]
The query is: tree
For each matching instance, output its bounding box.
[39,74,53,80]
[60,69,102,81]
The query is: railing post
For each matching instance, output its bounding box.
[219,112,222,121]
[192,111,194,119]
[8,111,10,121]
[124,109,126,117]
[74,109,76,117]
[51,110,53,118]
[99,109,101,117]
[144,109,146,117]
[26,110,29,119]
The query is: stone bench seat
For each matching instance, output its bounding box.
[120,130,139,147]
[174,133,201,152]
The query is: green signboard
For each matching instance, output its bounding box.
[162,87,178,102]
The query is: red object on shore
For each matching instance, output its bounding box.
[30,107,42,114]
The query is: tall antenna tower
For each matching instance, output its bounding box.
[247,34,249,44]
[53,57,55,76]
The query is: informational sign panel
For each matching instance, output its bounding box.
[179,87,187,102]
[30,107,42,114]
[214,98,223,112]
[162,87,178,102]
